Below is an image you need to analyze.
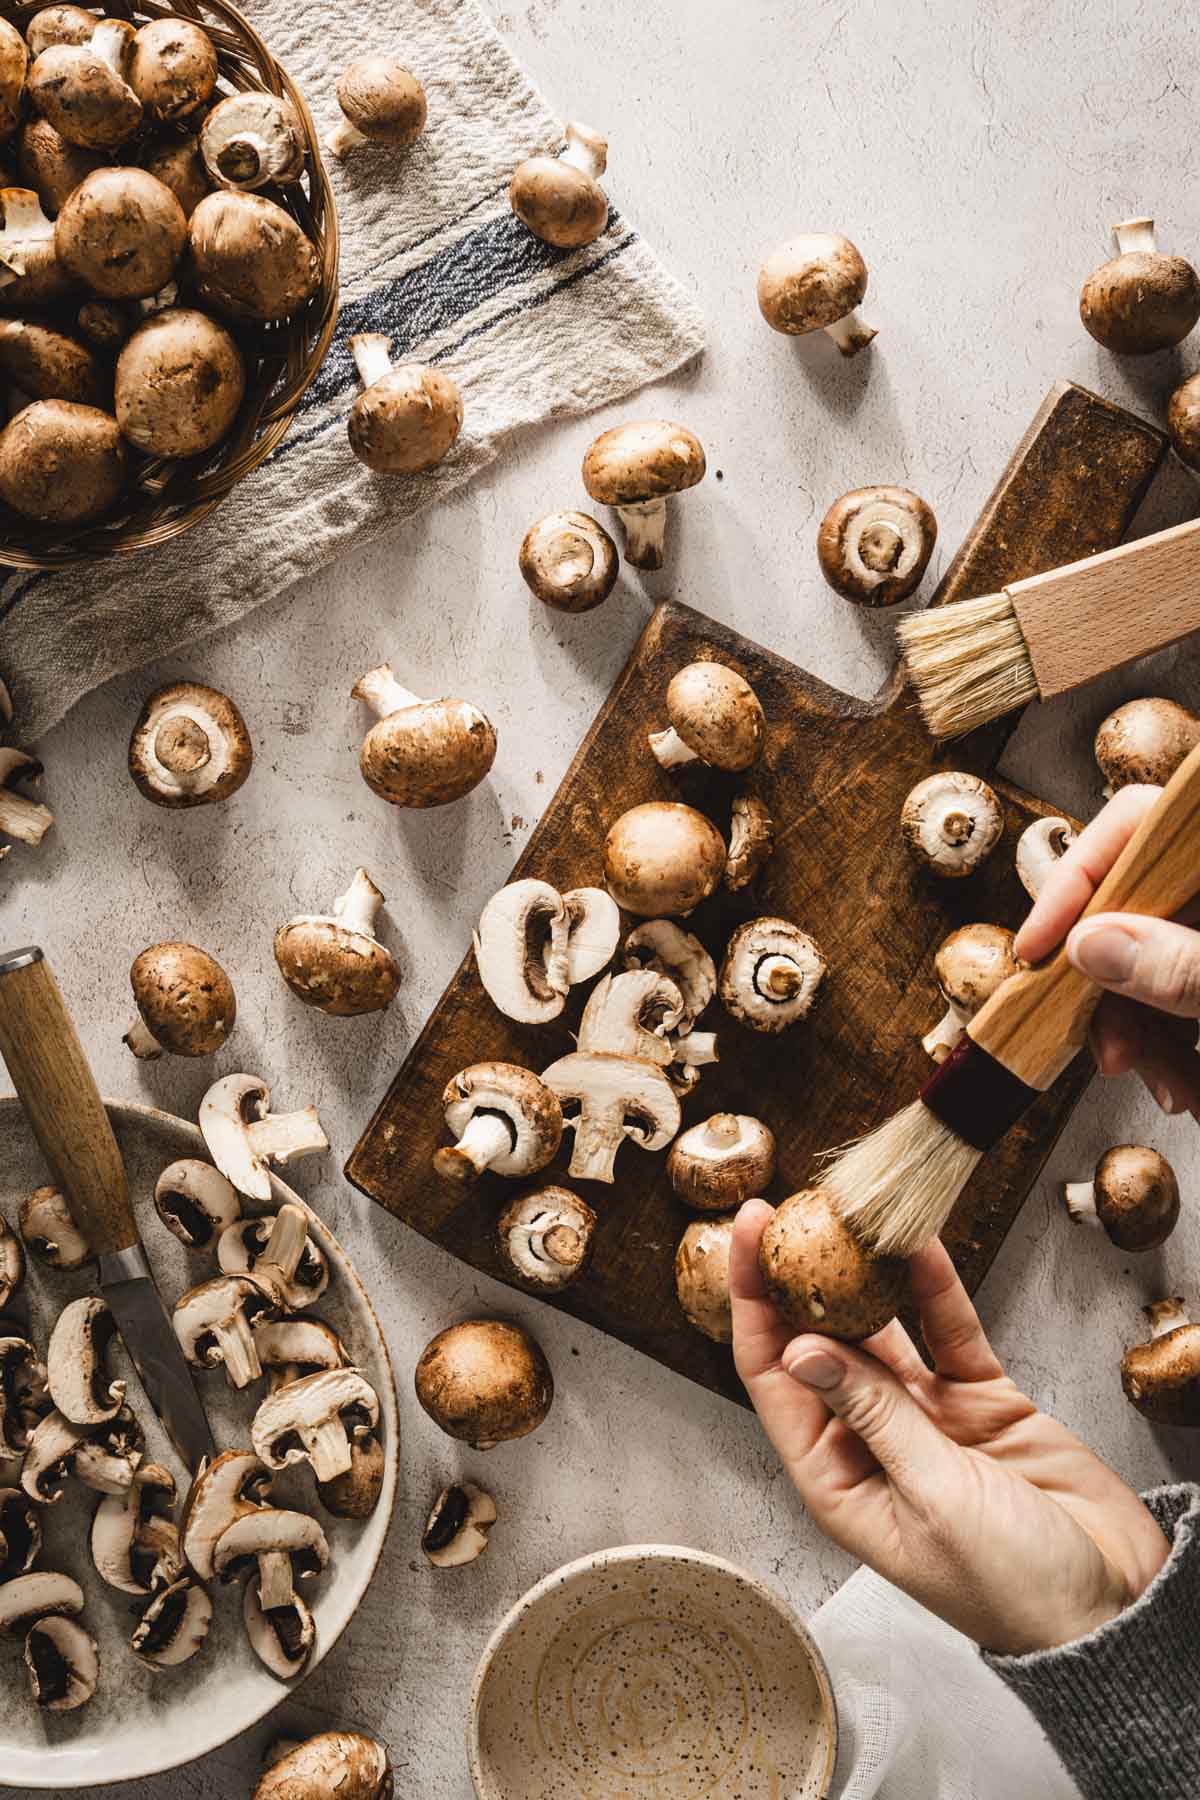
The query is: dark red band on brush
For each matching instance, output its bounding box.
[918,1036,1039,1151]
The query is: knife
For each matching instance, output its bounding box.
[0,946,216,1474]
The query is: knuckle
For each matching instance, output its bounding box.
[838,1374,901,1442]
[1150,942,1200,1014]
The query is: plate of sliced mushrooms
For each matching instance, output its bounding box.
[0,1095,398,1791]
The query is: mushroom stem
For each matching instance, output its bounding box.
[703,1113,741,1147]
[245,1108,329,1166]
[258,1205,309,1286]
[559,121,607,179]
[616,498,668,570]
[153,714,212,777]
[1146,1297,1189,1339]
[299,1417,351,1483]
[757,955,803,1000]
[92,18,133,76]
[1114,216,1156,255]
[214,1315,261,1389]
[647,725,699,770]
[824,308,877,356]
[1063,1181,1101,1226]
[921,1005,965,1064]
[323,117,367,159]
[450,1111,514,1178]
[674,1029,718,1067]
[0,786,53,846]
[255,1547,295,1612]
[214,133,271,187]
[332,867,385,937]
[352,662,421,719]
[122,1014,162,1060]
[350,332,395,390]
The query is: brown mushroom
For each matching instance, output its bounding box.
[648,661,765,772]
[0,398,125,522]
[668,1112,776,1212]
[1064,1145,1180,1252]
[1080,217,1200,354]
[415,1319,553,1449]
[582,420,705,569]
[16,117,104,217]
[759,1188,908,1341]
[433,1062,563,1186]
[26,7,96,59]
[756,233,876,355]
[141,130,208,217]
[189,189,319,321]
[316,1432,385,1519]
[1121,1298,1200,1425]
[719,917,826,1032]
[900,770,1004,877]
[675,1213,736,1342]
[274,867,400,1016]
[603,801,725,916]
[124,941,236,1060]
[114,308,244,457]
[128,681,253,808]
[496,1186,596,1291]
[921,924,1018,1064]
[519,510,618,612]
[200,91,305,191]
[725,790,775,892]
[0,187,75,307]
[325,56,427,159]
[29,20,142,150]
[1094,697,1200,795]
[0,318,105,405]
[817,486,937,606]
[75,296,136,349]
[253,1732,393,1800]
[347,334,463,474]
[1168,370,1200,472]
[354,663,496,807]
[128,19,217,125]
[55,166,186,299]
[510,122,608,248]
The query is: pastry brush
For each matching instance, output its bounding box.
[822,738,1200,1256]
[898,516,1200,739]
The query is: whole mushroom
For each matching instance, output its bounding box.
[510,121,608,248]
[1121,1298,1200,1425]
[142,131,209,217]
[0,319,106,406]
[759,1188,908,1341]
[354,663,496,807]
[1015,815,1077,899]
[1064,1145,1180,1252]
[189,189,319,321]
[1080,217,1200,354]
[0,20,24,144]
[29,19,142,149]
[0,187,75,306]
[17,117,105,217]
[325,56,427,159]
[26,7,96,58]
[253,1731,393,1800]
[648,662,765,772]
[756,232,876,355]
[55,167,187,299]
[719,916,826,1032]
[1094,697,1200,795]
[519,510,618,612]
[604,801,725,916]
[347,334,463,474]
[433,1062,563,1186]
[0,398,125,522]
[274,868,400,1017]
[900,770,1003,878]
[1167,370,1200,471]
[668,1113,776,1212]
[415,1319,553,1449]
[496,1186,596,1292]
[817,485,937,606]
[921,924,1018,1064]
[675,1213,736,1342]
[582,420,705,570]
[127,18,217,125]
[200,91,305,191]
[125,942,236,1060]
[115,309,245,457]
[128,681,253,808]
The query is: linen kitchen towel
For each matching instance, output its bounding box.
[0,0,705,743]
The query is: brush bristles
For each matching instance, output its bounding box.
[897,591,1039,739]
[821,1100,983,1256]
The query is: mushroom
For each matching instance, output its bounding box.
[199,1073,329,1202]
[756,233,876,355]
[274,868,400,1017]
[0,188,75,306]
[921,923,1018,1064]
[90,1461,181,1594]
[900,770,1004,877]
[415,1319,552,1449]
[217,1203,329,1312]
[719,916,826,1032]
[316,1432,385,1519]
[325,55,427,158]
[725,790,775,892]
[28,20,142,148]
[648,662,765,772]
[24,1615,98,1710]
[128,18,217,124]
[154,1159,240,1252]
[0,318,106,405]
[675,1214,736,1343]
[173,1274,278,1389]
[496,1186,596,1291]
[577,968,685,1065]
[130,1574,212,1667]
[0,1569,84,1633]
[1167,369,1200,471]
[180,1447,273,1581]
[252,1732,392,1800]
[213,1504,329,1612]
[581,419,705,570]
[55,166,186,298]
[200,91,305,191]
[46,1296,124,1426]
[0,399,125,522]
[562,887,622,984]
[668,1113,776,1212]
[473,878,569,1024]
[17,117,104,218]
[1121,1297,1200,1425]
[347,335,463,474]
[254,1317,347,1394]
[353,663,496,807]
[243,1578,315,1680]
[1093,697,1200,795]
[189,189,319,321]
[26,7,97,58]
[0,1487,42,1579]
[623,918,717,1027]
[510,121,608,248]
[22,1405,143,1503]
[19,1185,89,1269]
[0,1210,24,1310]
[604,801,725,915]
[0,1337,45,1458]
[1015,816,1077,899]
[422,1482,497,1568]
[1080,217,1200,354]
[519,510,618,611]
[817,486,937,606]
[1064,1145,1180,1252]
[124,941,237,1060]
[541,1049,680,1183]
[142,132,209,219]
[759,1188,908,1341]
[433,1062,563,1187]
[114,308,245,456]
[128,680,253,808]
[251,1365,380,1483]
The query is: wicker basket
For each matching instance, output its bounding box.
[0,0,339,568]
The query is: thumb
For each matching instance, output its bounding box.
[785,1337,958,1492]
[1069,913,1200,1018]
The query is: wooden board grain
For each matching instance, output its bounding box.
[347,381,1167,1406]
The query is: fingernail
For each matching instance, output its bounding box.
[1071,924,1137,985]
[785,1350,843,1390]
[1150,1080,1178,1115]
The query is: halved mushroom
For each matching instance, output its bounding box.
[719,917,826,1032]
[817,486,937,606]
[649,662,765,772]
[124,941,236,1060]
[254,1317,347,1395]
[23,1405,143,1503]
[218,1203,329,1312]
[433,1062,563,1187]
[0,750,55,860]
[541,1049,680,1183]
[668,1113,776,1212]
[0,1336,45,1458]
[1064,1145,1180,1252]
[213,1504,329,1612]
[0,399,125,522]
[1016,816,1077,899]
[921,924,1018,1064]
[200,91,304,191]
[0,1488,42,1578]
[46,1296,124,1426]
[24,1615,97,1710]
[316,1432,385,1519]
[173,1273,278,1389]
[0,1210,23,1311]
[562,887,621,984]
[254,1732,393,1799]
[115,308,245,457]
[128,18,217,124]
[130,1573,212,1667]
[142,132,209,219]
[251,1366,380,1484]
[0,188,74,307]
[91,1461,181,1594]
[154,1159,240,1252]
[675,1214,736,1343]
[519,510,618,612]
[725,790,775,892]
[199,1073,329,1202]
[624,919,716,1026]
[20,1184,89,1269]
[577,968,685,1065]
[757,232,876,354]
[1080,218,1200,354]
[189,190,319,322]
[274,868,400,1017]
[0,1569,84,1633]
[415,1319,552,1449]
[510,121,608,248]
[55,167,186,298]
[325,56,427,159]
[759,1188,908,1341]
[1121,1297,1200,1425]
[582,420,705,569]
[604,802,725,916]
[422,1482,497,1568]
[128,680,253,808]
[900,770,1003,877]
[243,1578,314,1680]
[354,663,496,808]
[473,879,569,1024]
[17,117,104,217]
[180,1447,273,1582]
[496,1186,596,1292]
[29,20,142,149]
[1094,697,1200,795]
[26,7,97,58]
[348,335,463,474]
[0,318,106,405]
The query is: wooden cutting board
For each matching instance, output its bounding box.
[347,381,1167,1405]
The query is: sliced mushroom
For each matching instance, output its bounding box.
[510,121,608,248]
[1016,816,1077,899]
[725,791,775,892]
[154,1159,240,1252]
[24,1614,97,1710]
[0,1487,41,1578]
[649,662,765,772]
[348,335,463,474]
[251,1366,380,1484]
[274,868,400,1017]
[91,1461,181,1594]
[675,1214,736,1343]
[199,1073,329,1202]
[213,1505,329,1612]
[433,1062,563,1186]
[1121,1297,1200,1425]
[20,1184,90,1269]
[415,1319,552,1449]
[173,1274,278,1389]
[29,19,142,149]
[189,189,319,322]
[577,968,685,1065]
[55,167,186,298]
[719,917,826,1032]
[0,749,54,858]
[217,1204,329,1312]
[496,1186,596,1291]
[124,941,236,1060]
[254,1317,347,1395]
[817,486,937,606]
[316,1432,385,1519]
[243,1577,314,1680]
[200,91,304,191]
[325,56,427,158]
[582,420,706,569]
[0,1337,44,1459]
[23,1405,143,1503]
[130,1573,212,1667]
[1064,1145,1180,1252]
[115,308,245,457]
[1080,217,1200,354]
[562,887,621,984]
[473,878,570,1024]
[354,663,496,808]
[921,924,1018,1064]
[16,116,104,217]
[0,1210,23,1310]
[1093,697,1200,795]
[0,188,74,308]
[0,1569,84,1633]
[128,680,253,808]
[519,510,618,611]
[623,919,716,1027]
[541,1050,680,1183]
[668,1113,776,1212]
[757,233,876,355]
[47,1296,124,1426]
[900,771,1003,877]
[422,1482,497,1568]
[180,1447,273,1582]
[604,802,725,916]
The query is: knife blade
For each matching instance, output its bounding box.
[0,946,215,1473]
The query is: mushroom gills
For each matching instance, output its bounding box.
[25,1615,98,1710]
[422,1482,497,1567]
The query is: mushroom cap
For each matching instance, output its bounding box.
[129,941,236,1056]
[1092,1145,1180,1252]
[603,801,726,916]
[582,419,706,507]
[26,7,97,59]
[253,1730,393,1800]
[1081,247,1200,353]
[200,91,306,191]
[19,1184,89,1268]
[1094,696,1200,791]
[336,56,427,147]
[29,37,143,149]
[668,1112,776,1212]
[518,509,618,612]
[623,918,716,1027]
[725,790,775,892]
[359,695,496,807]
[55,166,186,298]
[115,308,245,457]
[348,362,463,474]
[663,661,765,771]
[0,21,25,142]
[46,1295,124,1425]
[189,189,320,322]
[1168,370,1200,471]
[510,149,607,249]
[496,1186,597,1291]
[817,485,937,607]
[437,1061,564,1182]
[0,398,125,522]
[756,233,869,336]
[759,1188,908,1341]
[415,1318,553,1448]
[0,1569,84,1633]
[128,18,218,124]
[933,923,1018,1012]
[142,131,210,218]
[1014,815,1076,901]
[675,1213,736,1342]
[0,318,106,406]
[900,770,1004,877]
[212,1503,330,1585]
[316,1432,386,1519]
[1121,1309,1200,1424]
[719,916,826,1032]
[274,915,400,1017]
[17,116,106,217]
[128,680,253,808]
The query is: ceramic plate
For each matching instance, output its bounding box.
[469,1544,838,1800]
[0,1098,399,1790]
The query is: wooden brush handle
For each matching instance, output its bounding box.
[970,740,1200,1088]
[1007,516,1200,701]
[0,948,137,1257]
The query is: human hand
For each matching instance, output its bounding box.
[730,1202,1169,1654]
[1015,784,1200,1116]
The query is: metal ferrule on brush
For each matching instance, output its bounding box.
[918,1033,1041,1151]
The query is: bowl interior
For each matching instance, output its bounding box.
[470,1545,837,1800]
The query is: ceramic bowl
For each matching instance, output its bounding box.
[469,1543,838,1800]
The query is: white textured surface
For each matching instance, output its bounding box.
[5,0,1200,1794]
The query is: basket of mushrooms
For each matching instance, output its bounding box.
[0,0,338,566]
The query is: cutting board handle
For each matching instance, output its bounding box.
[0,948,137,1257]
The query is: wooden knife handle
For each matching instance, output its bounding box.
[0,948,137,1257]
[1007,516,1200,702]
[971,739,1200,1089]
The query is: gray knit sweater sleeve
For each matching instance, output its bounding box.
[984,1484,1200,1800]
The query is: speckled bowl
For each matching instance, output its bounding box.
[469,1544,838,1800]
